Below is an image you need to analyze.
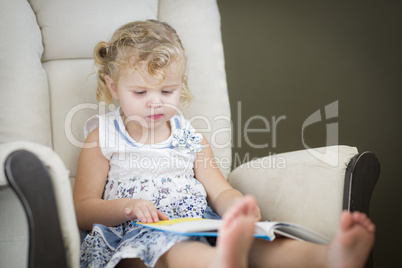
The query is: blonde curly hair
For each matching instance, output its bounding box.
[93,20,191,105]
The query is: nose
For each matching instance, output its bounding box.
[146,92,163,108]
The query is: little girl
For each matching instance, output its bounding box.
[74,20,375,268]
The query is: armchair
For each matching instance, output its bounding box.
[0,0,380,267]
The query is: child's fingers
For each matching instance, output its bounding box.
[128,206,148,223]
[157,210,168,220]
[126,200,163,223]
[139,206,154,223]
[138,204,162,223]
[123,208,136,220]
[150,209,160,223]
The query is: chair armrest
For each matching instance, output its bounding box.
[344,151,380,215]
[0,142,80,268]
[228,145,358,239]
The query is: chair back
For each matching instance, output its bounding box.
[0,1,230,267]
[0,0,232,181]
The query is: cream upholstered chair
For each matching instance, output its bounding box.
[0,0,380,267]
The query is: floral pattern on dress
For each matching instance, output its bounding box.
[80,190,208,268]
[172,128,203,152]
[81,224,198,268]
[80,115,210,268]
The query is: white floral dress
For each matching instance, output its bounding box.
[80,107,219,267]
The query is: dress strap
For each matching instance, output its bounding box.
[173,117,181,130]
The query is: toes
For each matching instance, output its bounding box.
[222,195,258,229]
[222,200,241,222]
[243,195,258,216]
[351,212,375,233]
[339,210,353,231]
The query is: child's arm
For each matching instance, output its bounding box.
[73,128,167,230]
[194,134,261,221]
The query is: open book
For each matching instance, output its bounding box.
[134,217,331,245]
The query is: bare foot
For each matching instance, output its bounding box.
[328,210,375,268]
[211,195,257,268]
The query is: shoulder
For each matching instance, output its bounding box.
[80,127,109,165]
[78,127,108,169]
[84,125,116,161]
[84,115,99,140]
[84,108,119,139]
[82,127,104,155]
[85,126,100,144]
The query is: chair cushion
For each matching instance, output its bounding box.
[30,0,159,176]
[0,0,52,146]
[30,0,159,61]
[228,145,359,239]
[44,59,98,175]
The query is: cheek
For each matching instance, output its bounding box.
[119,97,143,114]
[166,94,182,114]
[169,91,182,104]
[166,94,181,110]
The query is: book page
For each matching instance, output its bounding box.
[255,221,277,239]
[137,218,222,233]
[135,218,329,244]
[273,223,330,245]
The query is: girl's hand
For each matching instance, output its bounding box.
[123,199,168,223]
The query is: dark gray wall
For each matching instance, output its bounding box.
[218,0,402,267]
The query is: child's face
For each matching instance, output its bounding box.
[106,63,182,132]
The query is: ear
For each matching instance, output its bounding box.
[104,75,119,100]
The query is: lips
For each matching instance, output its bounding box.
[148,114,163,120]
